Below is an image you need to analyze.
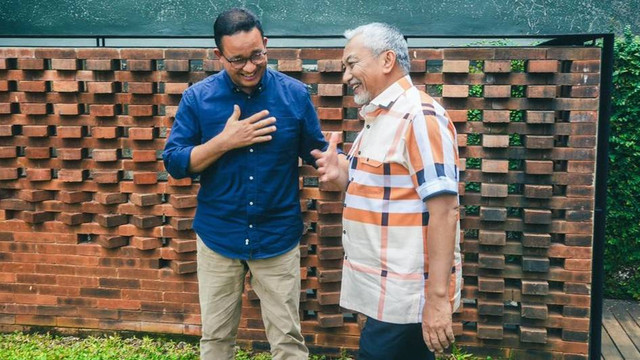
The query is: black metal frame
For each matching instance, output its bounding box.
[0,32,615,360]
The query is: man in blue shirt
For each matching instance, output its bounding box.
[163,8,327,360]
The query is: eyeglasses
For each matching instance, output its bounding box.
[220,50,268,69]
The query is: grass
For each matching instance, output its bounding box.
[0,331,496,360]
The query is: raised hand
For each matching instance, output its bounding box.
[311,132,341,183]
[220,105,277,150]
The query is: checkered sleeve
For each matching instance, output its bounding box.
[405,95,459,201]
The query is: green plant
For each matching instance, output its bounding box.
[605,27,640,300]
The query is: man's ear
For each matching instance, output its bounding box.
[263,37,268,47]
[213,48,222,58]
[381,50,397,74]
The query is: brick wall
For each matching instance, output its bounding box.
[0,46,600,359]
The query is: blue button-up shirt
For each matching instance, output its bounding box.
[163,68,328,260]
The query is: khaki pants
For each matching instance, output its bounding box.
[197,236,308,360]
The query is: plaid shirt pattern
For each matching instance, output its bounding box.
[340,76,462,324]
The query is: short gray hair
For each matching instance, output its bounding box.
[344,23,410,75]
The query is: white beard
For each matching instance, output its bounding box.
[354,90,371,105]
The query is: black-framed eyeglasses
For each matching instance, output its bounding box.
[221,50,268,69]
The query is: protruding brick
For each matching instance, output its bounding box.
[25,147,51,159]
[59,212,91,226]
[57,126,84,138]
[51,81,79,93]
[567,161,594,173]
[131,215,162,229]
[317,107,342,120]
[0,146,17,158]
[522,256,550,272]
[482,135,509,148]
[21,103,48,115]
[127,59,153,71]
[57,169,87,182]
[526,111,555,124]
[90,105,118,117]
[442,60,469,73]
[484,60,511,73]
[127,82,154,94]
[91,149,119,162]
[129,193,162,207]
[17,58,44,69]
[521,304,548,320]
[91,170,121,184]
[525,160,553,175]
[165,83,189,94]
[527,60,558,73]
[164,59,189,72]
[92,127,119,139]
[522,280,549,295]
[442,85,468,98]
[527,85,556,98]
[51,58,79,70]
[478,254,505,269]
[522,233,551,248]
[480,207,507,222]
[520,326,547,344]
[95,192,127,205]
[524,185,553,199]
[524,209,552,224]
[477,300,504,316]
[481,184,508,198]
[17,81,47,92]
[131,237,162,250]
[477,325,503,340]
[85,59,116,71]
[132,150,157,162]
[58,191,91,204]
[478,278,504,293]
[86,82,115,94]
[26,169,52,181]
[95,214,128,228]
[570,60,600,73]
[277,59,302,72]
[571,86,599,98]
[484,85,511,98]
[318,84,343,97]
[169,217,193,231]
[129,127,156,140]
[478,230,506,246]
[133,172,157,185]
[56,103,82,116]
[169,195,198,209]
[96,235,129,248]
[22,211,54,224]
[317,60,342,72]
[524,136,554,149]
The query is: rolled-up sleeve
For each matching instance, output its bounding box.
[163,90,200,179]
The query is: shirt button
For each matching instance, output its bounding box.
[366,124,371,129]
[249,148,254,153]
[249,176,254,180]
[357,151,361,155]
[343,229,346,234]
[249,201,254,206]
[249,224,253,228]
[245,239,249,245]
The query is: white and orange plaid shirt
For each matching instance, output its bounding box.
[340,75,462,324]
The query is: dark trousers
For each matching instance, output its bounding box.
[359,316,436,360]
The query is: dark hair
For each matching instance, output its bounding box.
[213,8,264,51]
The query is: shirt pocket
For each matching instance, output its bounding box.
[267,116,299,156]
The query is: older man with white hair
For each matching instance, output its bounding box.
[312,23,462,359]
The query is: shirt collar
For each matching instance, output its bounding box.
[221,68,269,95]
[360,75,413,116]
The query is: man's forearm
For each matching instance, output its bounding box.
[188,134,232,173]
[332,154,351,190]
[426,195,458,298]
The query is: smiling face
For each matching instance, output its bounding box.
[342,35,387,105]
[214,27,268,94]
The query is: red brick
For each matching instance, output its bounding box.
[165,60,189,72]
[478,254,505,269]
[129,127,155,140]
[169,195,198,209]
[128,105,154,117]
[91,149,119,162]
[165,83,189,94]
[22,211,54,224]
[317,60,342,72]
[17,81,47,92]
[170,261,197,274]
[524,185,553,199]
[90,104,118,117]
[520,326,547,344]
[167,176,192,186]
[127,59,153,71]
[91,170,121,184]
[17,58,45,69]
[23,125,50,137]
[26,169,52,181]
[527,85,557,98]
[0,125,15,137]
[58,190,91,204]
[565,259,591,271]
[92,126,119,139]
[57,126,84,138]
[86,81,116,94]
[131,215,162,229]
[567,161,595,173]
[522,280,549,295]
[59,212,91,225]
[25,147,51,159]
[55,104,82,115]
[203,60,223,72]
[0,103,11,114]
[482,135,509,148]
[129,193,162,206]
[482,160,509,173]
[317,107,342,120]
[128,82,154,94]
[525,160,553,175]
[169,217,193,231]
[51,81,79,93]
[521,304,548,320]
[481,184,508,198]
[484,60,511,73]
[571,86,599,98]
[51,58,79,70]
[569,111,597,122]
[477,325,503,340]
[131,237,162,250]
[483,85,511,98]
[318,84,344,97]
[442,60,469,73]
[21,103,48,115]
[410,59,426,72]
[133,172,158,185]
[524,209,552,224]
[95,192,127,205]
[527,111,555,124]
[522,256,550,272]
[278,59,302,72]
[132,150,157,162]
[442,85,468,98]
[57,148,84,160]
[85,59,116,71]
[95,214,128,228]
[0,146,17,158]
[527,60,558,73]
[571,60,600,73]
[57,169,87,182]
[480,207,507,222]
[524,135,555,149]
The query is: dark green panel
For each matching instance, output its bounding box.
[0,0,638,36]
